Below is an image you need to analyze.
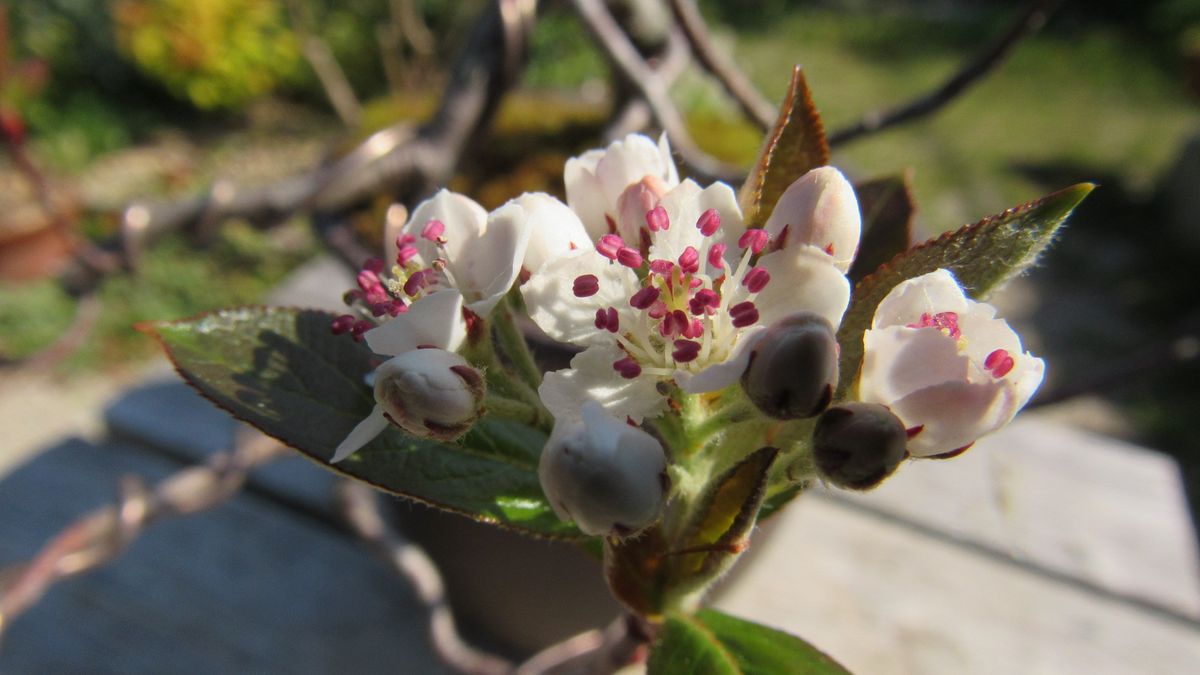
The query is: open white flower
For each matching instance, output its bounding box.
[524,178,852,421]
[539,400,668,537]
[390,189,531,317]
[858,269,1045,458]
[565,133,679,241]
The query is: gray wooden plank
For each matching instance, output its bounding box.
[717,496,1200,675]
[0,438,447,675]
[829,414,1200,619]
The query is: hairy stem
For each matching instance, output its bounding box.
[494,296,543,390]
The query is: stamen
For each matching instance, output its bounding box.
[697,208,721,236]
[907,311,962,339]
[397,245,420,266]
[597,234,624,259]
[743,267,770,293]
[672,339,702,363]
[707,243,727,269]
[646,205,669,232]
[823,243,835,256]
[730,301,759,328]
[613,356,642,379]
[594,307,620,332]
[689,289,719,315]
[395,233,416,248]
[649,259,674,276]
[330,314,356,335]
[678,246,699,274]
[573,274,600,297]
[648,301,668,319]
[738,229,770,254]
[617,247,644,268]
[351,319,374,342]
[404,269,431,297]
[363,258,385,274]
[682,318,704,339]
[357,269,381,293]
[421,220,445,242]
[984,349,1015,377]
[906,425,924,439]
[630,286,660,309]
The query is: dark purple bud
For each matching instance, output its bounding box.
[740,312,838,419]
[812,402,907,491]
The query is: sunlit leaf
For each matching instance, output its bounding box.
[739,66,830,229]
[649,609,851,674]
[848,172,916,284]
[142,306,580,539]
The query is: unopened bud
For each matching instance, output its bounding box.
[812,402,907,491]
[539,401,668,537]
[374,348,485,442]
[741,312,838,419]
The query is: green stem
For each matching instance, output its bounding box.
[461,315,552,432]
[494,296,543,390]
[484,394,545,428]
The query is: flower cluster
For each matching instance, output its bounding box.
[329,132,1045,537]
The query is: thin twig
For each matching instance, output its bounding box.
[337,481,514,675]
[284,0,363,127]
[0,429,285,647]
[515,614,651,675]
[828,0,1062,147]
[569,0,740,183]
[666,0,775,131]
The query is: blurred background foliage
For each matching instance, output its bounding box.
[1,0,1199,509]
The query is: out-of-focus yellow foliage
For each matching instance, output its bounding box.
[112,0,302,109]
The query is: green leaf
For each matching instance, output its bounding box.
[739,66,829,229]
[142,306,581,539]
[836,183,1094,398]
[848,172,916,285]
[649,610,851,675]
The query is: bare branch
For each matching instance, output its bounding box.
[337,482,514,675]
[0,430,285,647]
[569,0,740,182]
[666,0,775,131]
[828,0,1062,147]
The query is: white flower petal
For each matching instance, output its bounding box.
[763,167,861,273]
[405,190,489,269]
[364,289,466,356]
[331,405,389,463]
[516,193,591,274]
[540,344,666,423]
[860,325,971,405]
[657,133,680,186]
[522,250,636,347]
[459,202,532,316]
[753,247,851,329]
[871,268,969,329]
[890,380,1012,457]
[565,150,610,240]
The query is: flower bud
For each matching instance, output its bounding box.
[539,401,668,537]
[373,347,486,442]
[740,312,839,419]
[812,402,907,491]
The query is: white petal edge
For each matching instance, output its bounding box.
[331,405,389,463]
[364,289,466,356]
[539,344,666,424]
[674,325,767,394]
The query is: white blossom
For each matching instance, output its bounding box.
[762,166,861,273]
[523,178,851,422]
[858,269,1045,458]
